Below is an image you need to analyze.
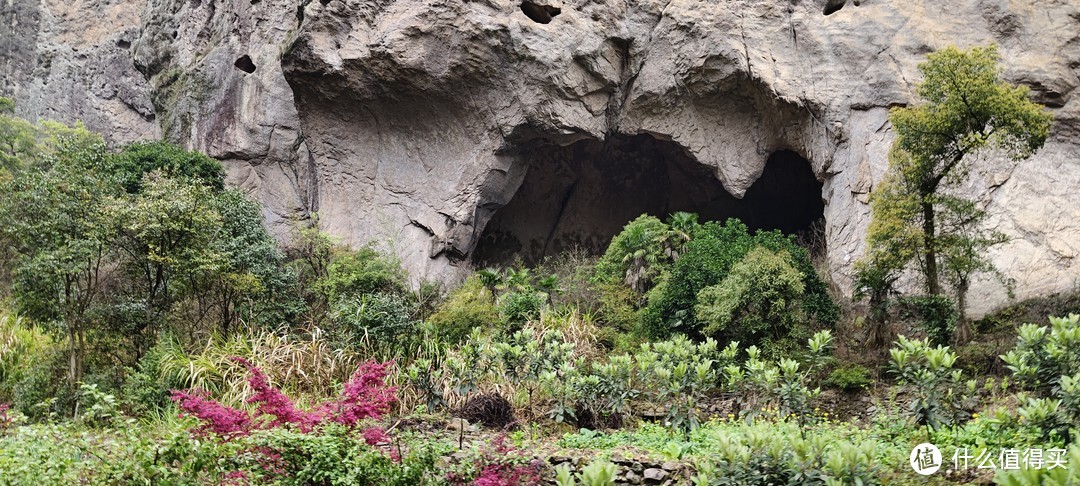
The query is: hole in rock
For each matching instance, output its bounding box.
[234,55,257,73]
[823,0,860,15]
[472,136,824,267]
[520,1,561,24]
[116,39,131,49]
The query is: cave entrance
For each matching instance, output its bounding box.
[471,136,824,267]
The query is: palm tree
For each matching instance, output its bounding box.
[476,268,503,302]
[666,211,699,258]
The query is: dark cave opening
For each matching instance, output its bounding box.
[234,55,257,74]
[471,135,825,267]
[520,1,561,24]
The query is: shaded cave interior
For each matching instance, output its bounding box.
[471,134,825,267]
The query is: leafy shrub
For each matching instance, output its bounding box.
[0,313,63,415]
[825,364,873,391]
[994,444,1080,485]
[499,290,546,327]
[694,247,806,346]
[241,424,444,485]
[888,335,972,432]
[723,331,833,421]
[320,246,407,304]
[429,276,500,343]
[1002,314,1080,396]
[1002,314,1080,442]
[643,219,837,340]
[593,214,673,293]
[491,328,575,417]
[331,292,418,357]
[635,335,726,432]
[898,295,957,346]
[109,140,224,193]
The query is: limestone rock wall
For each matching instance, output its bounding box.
[3,0,1079,315]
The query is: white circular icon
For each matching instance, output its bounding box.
[910,443,942,475]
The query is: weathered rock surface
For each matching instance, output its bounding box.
[3,0,1079,315]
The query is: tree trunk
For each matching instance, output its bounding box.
[921,199,940,296]
[67,326,79,385]
[953,278,971,345]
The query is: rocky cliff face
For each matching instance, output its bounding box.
[4,0,1079,315]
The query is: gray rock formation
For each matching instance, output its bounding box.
[3,0,1079,315]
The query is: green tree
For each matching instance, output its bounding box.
[0,127,119,385]
[110,140,224,193]
[593,214,672,294]
[112,173,224,357]
[643,219,836,340]
[0,97,38,179]
[863,45,1051,342]
[197,189,300,333]
[695,247,806,346]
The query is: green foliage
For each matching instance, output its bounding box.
[593,214,672,292]
[695,247,806,346]
[0,97,38,178]
[1002,314,1080,442]
[320,245,407,304]
[898,295,958,346]
[824,364,873,392]
[723,332,833,422]
[994,445,1080,485]
[111,173,225,354]
[860,45,1052,336]
[331,292,419,359]
[205,189,302,329]
[0,312,66,417]
[888,335,970,432]
[244,425,444,485]
[428,276,499,344]
[536,247,601,312]
[635,335,723,433]
[0,127,118,385]
[1002,314,1080,395]
[643,219,836,341]
[499,290,547,327]
[109,140,224,193]
[576,458,617,486]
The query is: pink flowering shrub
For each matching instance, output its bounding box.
[447,435,543,486]
[362,426,389,446]
[234,357,321,431]
[321,361,397,427]
[169,389,253,437]
[170,358,397,438]
[0,403,14,430]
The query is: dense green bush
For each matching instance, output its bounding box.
[593,214,672,292]
[331,292,419,358]
[888,335,972,432]
[428,276,499,344]
[695,247,806,346]
[643,219,837,341]
[320,246,408,304]
[1002,314,1080,442]
[825,364,873,391]
[109,140,224,193]
[499,290,547,327]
